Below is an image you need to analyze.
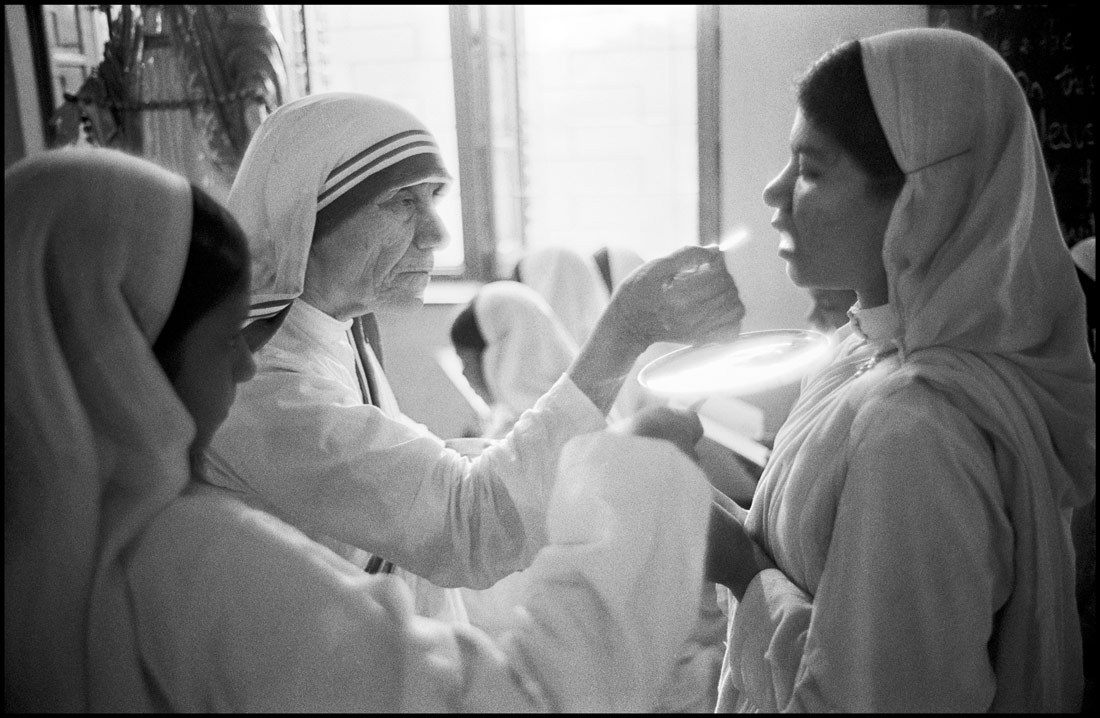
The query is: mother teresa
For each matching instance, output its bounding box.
[205,92,745,623]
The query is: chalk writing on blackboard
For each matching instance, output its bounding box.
[930,5,1095,245]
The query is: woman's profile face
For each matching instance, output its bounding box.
[170,284,256,451]
[303,182,449,320]
[763,109,895,306]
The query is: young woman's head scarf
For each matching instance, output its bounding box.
[227,92,452,324]
[5,148,194,711]
[860,28,1095,711]
[473,281,579,420]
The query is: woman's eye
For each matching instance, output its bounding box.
[796,154,824,181]
[382,192,413,208]
[798,165,820,181]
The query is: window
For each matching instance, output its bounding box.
[291,5,465,271]
[276,4,712,281]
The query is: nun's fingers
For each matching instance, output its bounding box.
[653,278,745,346]
[663,261,740,313]
[606,245,740,346]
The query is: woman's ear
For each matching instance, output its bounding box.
[243,303,292,353]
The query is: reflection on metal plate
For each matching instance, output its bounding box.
[638,329,834,397]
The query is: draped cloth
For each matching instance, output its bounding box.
[348,314,393,575]
[457,281,577,633]
[5,148,194,711]
[473,281,579,434]
[718,28,1094,712]
[594,244,647,295]
[515,246,611,346]
[863,29,1095,711]
[134,430,714,711]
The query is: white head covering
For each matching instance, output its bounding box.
[860,28,1095,711]
[228,92,452,322]
[5,148,194,711]
[515,246,611,346]
[474,281,579,418]
[1071,236,1095,281]
[593,244,646,296]
[605,245,646,289]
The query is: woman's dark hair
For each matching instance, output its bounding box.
[450,300,486,353]
[798,40,905,200]
[153,184,251,380]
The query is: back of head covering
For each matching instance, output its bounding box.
[474,281,579,418]
[860,28,1095,711]
[514,246,610,346]
[597,244,646,295]
[5,148,194,711]
[228,92,452,323]
[449,302,486,353]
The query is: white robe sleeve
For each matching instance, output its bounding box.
[128,431,711,712]
[209,368,606,589]
[721,385,1012,712]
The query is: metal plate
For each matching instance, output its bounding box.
[638,329,834,397]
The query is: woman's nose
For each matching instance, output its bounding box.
[762,162,793,209]
[415,207,449,251]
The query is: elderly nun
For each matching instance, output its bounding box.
[205,92,745,627]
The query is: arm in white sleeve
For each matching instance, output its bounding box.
[130,431,712,712]
[208,371,607,588]
[723,386,1010,712]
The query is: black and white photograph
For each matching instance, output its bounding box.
[5,4,1094,712]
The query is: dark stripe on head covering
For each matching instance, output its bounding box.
[326,130,428,186]
[320,137,441,207]
[314,152,449,243]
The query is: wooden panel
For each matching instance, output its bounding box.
[41,5,104,109]
[44,4,83,50]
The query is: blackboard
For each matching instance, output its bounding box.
[929,5,1095,247]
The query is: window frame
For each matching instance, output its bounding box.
[449,5,721,282]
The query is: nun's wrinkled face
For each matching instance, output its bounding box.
[763,109,894,307]
[303,180,449,319]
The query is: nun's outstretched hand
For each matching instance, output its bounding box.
[568,245,745,413]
